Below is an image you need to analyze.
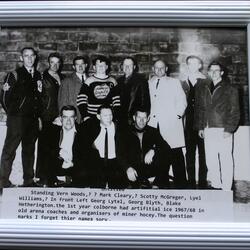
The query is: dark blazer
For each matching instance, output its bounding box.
[117,73,151,124]
[41,69,64,122]
[45,124,83,177]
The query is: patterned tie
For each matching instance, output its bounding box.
[156,78,160,89]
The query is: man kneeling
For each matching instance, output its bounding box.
[121,109,166,188]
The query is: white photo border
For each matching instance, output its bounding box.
[0,1,250,249]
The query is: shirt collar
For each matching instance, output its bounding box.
[24,66,34,74]
[76,72,86,81]
[62,125,76,134]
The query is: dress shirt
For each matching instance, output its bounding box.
[94,122,116,159]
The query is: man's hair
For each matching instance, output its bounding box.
[186,55,203,65]
[153,59,166,67]
[60,105,77,116]
[122,56,138,72]
[73,56,88,66]
[21,47,36,55]
[133,108,150,117]
[48,52,63,64]
[93,55,111,70]
[208,61,224,72]
[97,104,113,114]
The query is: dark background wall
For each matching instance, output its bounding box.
[0,27,248,124]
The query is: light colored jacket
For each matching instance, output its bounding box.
[148,75,187,148]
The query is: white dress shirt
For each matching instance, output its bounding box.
[94,122,116,159]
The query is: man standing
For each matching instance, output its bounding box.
[78,104,127,188]
[181,55,208,188]
[36,52,65,186]
[120,109,167,188]
[195,62,240,191]
[0,47,42,187]
[148,59,187,188]
[117,57,150,127]
[58,56,88,123]
[77,56,120,122]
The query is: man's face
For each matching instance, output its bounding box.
[49,57,60,73]
[123,59,135,77]
[61,110,76,131]
[153,60,166,77]
[94,60,108,75]
[208,65,224,83]
[98,108,113,127]
[187,58,201,74]
[21,49,36,68]
[73,59,86,74]
[133,111,148,130]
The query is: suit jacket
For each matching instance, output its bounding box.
[47,124,83,176]
[148,75,187,148]
[41,69,64,122]
[117,73,150,124]
[58,72,86,123]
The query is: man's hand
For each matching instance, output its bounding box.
[59,149,71,163]
[198,130,204,139]
[144,149,155,164]
[126,167,138,182]
[2,82,10,91]
[62,161,73,169]
[38,118,42,131]
[223,131,232,138]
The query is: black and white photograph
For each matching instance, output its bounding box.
[0,26,249,222]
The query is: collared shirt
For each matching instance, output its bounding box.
[59,126,76,163]
[24,66,34,77]
[76,72,86,83]
[48,70,61,85]
[94,122,116,159]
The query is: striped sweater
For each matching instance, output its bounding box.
[77,75,120,121]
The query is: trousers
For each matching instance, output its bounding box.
[204,127,234,190]
[0,115,38,187]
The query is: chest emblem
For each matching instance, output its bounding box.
[93,84,111,99]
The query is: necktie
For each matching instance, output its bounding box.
[29,69,33,78]
[81,75,84,84]
[156,78,160,89]
[104,128,108,161]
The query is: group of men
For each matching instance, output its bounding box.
[0,47,240,191]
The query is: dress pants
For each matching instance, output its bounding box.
[36,122,57,183]
[204,127,234,190]
[154,140,187,189]
[185,126,207,187]
[0,115,38,187]
[91,158,127,189]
